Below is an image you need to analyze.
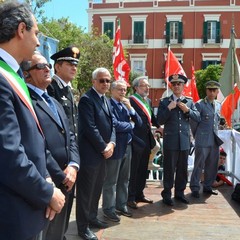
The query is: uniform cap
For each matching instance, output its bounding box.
[205,80,221,89]
[169,74,188,84]
[51,46,80,65]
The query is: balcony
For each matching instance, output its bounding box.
[127,35,149,48]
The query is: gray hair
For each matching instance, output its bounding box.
[132,76,148,91]
[92,67,111,80]
[0,1,33,43]
[20,51,43,71]
[110,80,127,91]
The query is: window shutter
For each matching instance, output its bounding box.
[104,22,113,39]
[203,22,208,43]
[166,22,170,44]
[134,21,144,43]
[216,21,221,43]
[178,22,183,43]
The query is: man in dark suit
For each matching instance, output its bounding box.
[22,52,80,240]
[0,2,65,240]
[76,67,116,240]
[128,76,161,209]
[190,80,223,198]
[157,74,200,206]
[102,80,142,222]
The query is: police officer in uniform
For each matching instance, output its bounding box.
[47,46,80,140]
[157,74,200,206]
[190,80,223,198]
[47,47,80,239]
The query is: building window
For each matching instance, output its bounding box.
[203,21,221,44]
[166,21,183,44]
[130,15,148,45]
[103,22,114,39]
[202,60,221,69]
[134,21,144,43]
[130,54,147,75]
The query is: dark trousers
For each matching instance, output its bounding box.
[128,141,151,201]
[161,149,189,199]
[76,160,106,231]
[42,188,69,240]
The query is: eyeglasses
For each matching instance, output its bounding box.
[139,84,150,88]
[28,63,52,71]
[116,88,127,92]
[98,78,111,84]
[171,82,182,86]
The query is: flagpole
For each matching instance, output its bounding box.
[231,25,235,127]
[166,44,170,96]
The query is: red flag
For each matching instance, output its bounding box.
[113,19,130,84]
[221,84,240,127]
[190,64,200,102]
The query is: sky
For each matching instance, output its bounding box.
[40,0,88,31]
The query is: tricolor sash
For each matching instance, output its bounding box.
[130,94,152,125]
[0,60,44,136]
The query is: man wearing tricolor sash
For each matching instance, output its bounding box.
[0,2,65,240]
[127,76,161,209]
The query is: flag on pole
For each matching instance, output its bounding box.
[190,64,200,102]
[113,19,130,84]
[219,26,240,97]
[219,25,240,127]
[221,84,240,127]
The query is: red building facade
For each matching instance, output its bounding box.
[87,0,240,106]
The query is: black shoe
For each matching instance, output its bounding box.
[89,218,108,229]
[136,196,153,204]
[203,189,218,195]
[174,195,189,204]
[162,198,174,206]
[127,201,138,209]
[191,191,200,198]
[103,211,121,222]
[78,227,98,240]
[116,207,132,217]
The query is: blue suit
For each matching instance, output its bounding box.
[76,88,116,231]
[0,60,53,240]
[102,99,142,213]
[190,98,223,192]
[28,88,80,240]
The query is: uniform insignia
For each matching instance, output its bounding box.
[61,96,68,100]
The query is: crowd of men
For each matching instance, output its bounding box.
[0,2,224,240]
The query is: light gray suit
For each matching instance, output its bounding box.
[190,98,223,192]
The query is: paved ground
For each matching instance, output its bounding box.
[66,181,240,240]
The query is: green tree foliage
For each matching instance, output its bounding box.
[25,0,52,18]
[195,64,223,99]
[38,19,113,95]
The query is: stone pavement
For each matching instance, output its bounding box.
[66,181,240,240]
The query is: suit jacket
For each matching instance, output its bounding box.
[110,99,142,160]
[29,88,80,187]
[190,98,223,147]
[47,75,78,138]
[130,96,159,150]
[78,88,116,166]
[157,95,201,151]
[0,62,53,240]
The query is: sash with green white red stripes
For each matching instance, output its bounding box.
[130,93,152,125]
[0,60,44,136]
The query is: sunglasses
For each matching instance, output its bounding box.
[171,82,182,86]
[98,78,111,84]
[28,63,52,71]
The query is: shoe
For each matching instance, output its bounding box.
[162,198,174,206]
[78,227,98,240]
[136,196,153,204]
[174,195,189,204]
[103,211,120,222]
[116,207,132,217]
[89,218,108,229]
[203,189,218,195]
[127,201,138,209]
[191,191,200,198]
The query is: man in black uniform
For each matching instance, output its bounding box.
[47,46,80,239]
[47,46,80,139]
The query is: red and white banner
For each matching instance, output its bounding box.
[113,20,130,84]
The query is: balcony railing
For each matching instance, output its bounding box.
[128,35,149,45]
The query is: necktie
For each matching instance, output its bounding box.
[42,92,62,127]
[17,68,24,79]
[101,96,109,114]
[118,102,123,111]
